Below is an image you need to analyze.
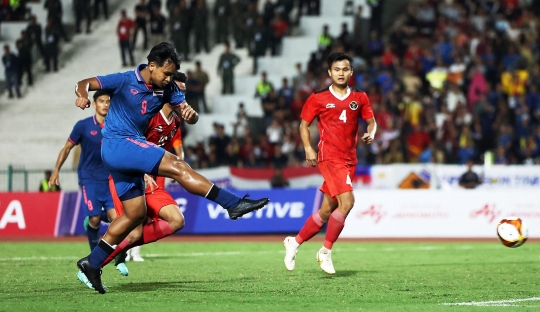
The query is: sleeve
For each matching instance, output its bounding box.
[360,92,375,120]
[95,72,125,91]
[299,93,321,123]
[172,129,182,148]
[167,82,186,107]
[68,121,83,145]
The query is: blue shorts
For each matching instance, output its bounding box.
[81,182,114,217]
[102,137,165,199]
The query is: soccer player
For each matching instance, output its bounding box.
[283,52,377,275]
[48,91,130,275]
[74,43,269,294]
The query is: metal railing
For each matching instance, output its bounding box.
[0,166,80,192]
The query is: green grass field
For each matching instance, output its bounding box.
[0,240,539,311]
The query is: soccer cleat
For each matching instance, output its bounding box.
[283,236,298,271]
[77,270,94,289]
[125,250,132,261]
[116,263,129,276]
[316,247,335,275]
[227,196,269,220]
[130,247,144,262]
[83,216,89,232]
[77,256,106,294]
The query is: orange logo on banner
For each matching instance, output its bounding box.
[398,172,429,189]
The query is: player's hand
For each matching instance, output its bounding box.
[181,103,198,124]
[304,147,318,167]
[144,174,158,193]
[75,96,90,110]
[48,171,60,188]
[361,133,373,144]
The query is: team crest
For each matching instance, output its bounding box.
[349,101,358,110]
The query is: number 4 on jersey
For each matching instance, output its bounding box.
[339,110,347,123]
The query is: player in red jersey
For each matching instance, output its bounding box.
[283,52,377,274]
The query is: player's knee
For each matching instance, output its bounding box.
[341,199,355,212]
[169,214,185,232]
[89,216,101,228]
[125,210,146,224]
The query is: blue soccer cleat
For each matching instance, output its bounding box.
[77,270,94,289]
[116,263,129,276]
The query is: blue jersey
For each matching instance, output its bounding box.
[68,116,110,184]
[96,64,185,140]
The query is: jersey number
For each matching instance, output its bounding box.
[141,100,147,114]
[339,110,347,123]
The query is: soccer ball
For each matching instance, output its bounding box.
[496,217,528,248]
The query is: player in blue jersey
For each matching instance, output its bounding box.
[73,42,269,294]
[49,90,130,276]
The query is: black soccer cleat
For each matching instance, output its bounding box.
[77,256,106,294]
[227,196,270,220]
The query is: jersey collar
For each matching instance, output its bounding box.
[329,85,351,101]
[93,115,104,128]
[135,64,153,90]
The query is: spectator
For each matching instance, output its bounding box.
[193,0,209,54]
[353,6,369,55]
[213,0,230,44]
[209,123,231,165]
[458,160,482,189]
[277,77,294,107]
[337,22,353,52]
[133,0,149,50]
[318,24,332,55]
[117,10,135,67]
[44,16,60,72]
[192,61,210,113]
[94,0,109,20]
[269,13,288,56]
[40,170,61,192]
[44,0,69,42]
[217,41,240,94]
[27,16,45,58]
[255,71,274,98]
[2,45,21,99]
[74,0,92,34]
[16,30,33,86]
[149,7,166,47]
[185,70,201,111]
[251,16,269,75]
[270,168,289,188]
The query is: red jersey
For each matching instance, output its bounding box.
[300,87,374,164]
[117,18,134,41]
[144,110,182,152]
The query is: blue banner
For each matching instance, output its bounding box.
[63,188,321,235]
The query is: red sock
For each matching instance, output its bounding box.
[295,211,326,244]
[100,219,174,268]
[324,209,346,250]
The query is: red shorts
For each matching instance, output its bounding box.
[108,176,177,221]
[317,160,356,199]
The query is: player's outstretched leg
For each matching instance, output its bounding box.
[158,152,269,219]
[283,195,336,271]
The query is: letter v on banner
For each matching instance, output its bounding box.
[0,200,26,229]
[207,203,228,219]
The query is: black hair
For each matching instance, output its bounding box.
[326,52,353,69]
[172,71,187,83]
[147,42,180,70]
[93,90,110,102]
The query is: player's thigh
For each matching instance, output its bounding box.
[121,195,147,221]
[157,151,192,178]
[145,187,178,221]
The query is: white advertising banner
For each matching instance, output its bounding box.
[370,164,540,189]
[342,190,540,238]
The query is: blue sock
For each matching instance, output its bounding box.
[89,240,115,269]
[87,225,100,251]
[205,185,240,210]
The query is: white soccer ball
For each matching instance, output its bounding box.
[496,217,528,248]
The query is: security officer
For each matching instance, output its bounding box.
[217,41,240,94]
[44,16,59,72]
[16,30,33,86]
[74,0,92,33]
[213,0,230,44]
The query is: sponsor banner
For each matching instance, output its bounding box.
[169,188,320,234]
[342,190,540,238]
[371,164,540,189]
[0,192,61,236]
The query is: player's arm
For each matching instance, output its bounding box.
[300,119,317,167]
[74,77,101,110]
[49,140,76,187]
[361,117,377,144]
[172,103,199,124]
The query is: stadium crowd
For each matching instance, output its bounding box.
[182,0,540,170]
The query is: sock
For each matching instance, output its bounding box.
[295,211,326,245]
[89,239,115,269]
[100,219,173,268]
[205,184,241,210]
[114,250,128,266]
[86,224,100,251]
[324,209,347,250]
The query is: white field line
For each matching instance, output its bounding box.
[0,245,499,262]
[442,297,540,306]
